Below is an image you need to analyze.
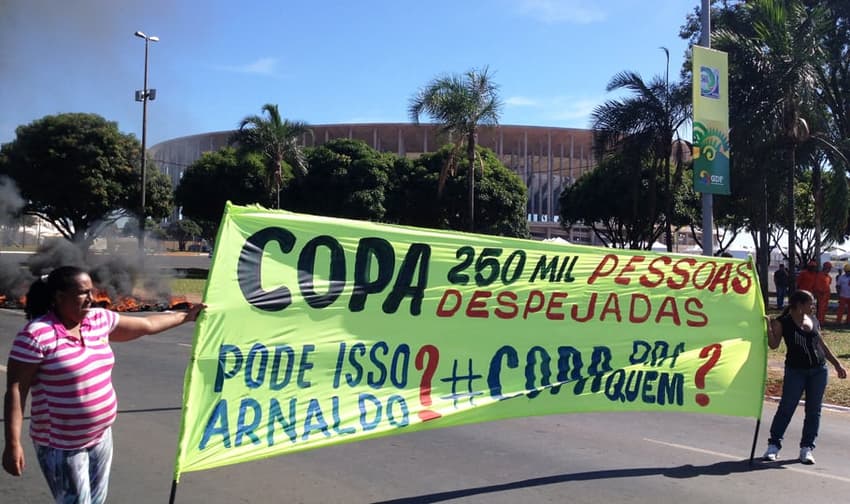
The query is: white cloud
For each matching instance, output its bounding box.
[547,97,601,121]
[505,96,538,107]
[213,57,278,75]
[515,0,607,24]
[503,94,603,127]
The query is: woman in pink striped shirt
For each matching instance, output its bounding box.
[2,266,204,503]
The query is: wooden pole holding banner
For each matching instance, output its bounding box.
[168,479,178,504]
[749,419,761,465]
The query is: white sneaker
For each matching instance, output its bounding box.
[763,444,780,461]
[800,447,815,465]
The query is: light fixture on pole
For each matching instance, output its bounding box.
[135,30,159,254]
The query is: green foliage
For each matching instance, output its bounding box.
[560,154,668,249]
[709,0,843,271]
[590,59,690,252]
[0,113,171,246]
[473,153,531,238]
[387,145,529,238]
[230,104,310,209]
[166,219,203,251]
[409,67,502,231]
[283,139,392,221]
[148,224,169,241]
[143,164,175,221]
[825,169,850,241]
[678,162,749,247]
[175,146,266,240]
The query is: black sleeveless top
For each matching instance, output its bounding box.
[778,312,825,369]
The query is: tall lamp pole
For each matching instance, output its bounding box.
[699,0,713,257]
[134,31,158,254]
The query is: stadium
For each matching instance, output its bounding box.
[149,123,599,242]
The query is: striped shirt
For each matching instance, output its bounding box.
[10,308,120,450]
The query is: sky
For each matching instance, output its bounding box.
[0,0,696,147]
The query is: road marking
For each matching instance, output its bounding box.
[177,343,192,348]
[0,364,6,373]
[644,437,850,484]
[644,438,735,459]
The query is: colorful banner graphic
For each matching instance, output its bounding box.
[693,45,730,195]
[173,203,766,478]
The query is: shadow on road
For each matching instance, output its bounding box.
[372,459,798,504]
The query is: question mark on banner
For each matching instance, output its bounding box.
[415,345,442,422]
[695,343,722,407]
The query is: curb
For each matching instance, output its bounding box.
[765,395,850,413]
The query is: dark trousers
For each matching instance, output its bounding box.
[776,285,787,308]
[768,365,827,449]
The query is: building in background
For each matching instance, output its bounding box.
[149,123,599,242]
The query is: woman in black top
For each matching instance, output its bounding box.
[763,290,846,464]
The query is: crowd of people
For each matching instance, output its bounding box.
[774,259,850,325]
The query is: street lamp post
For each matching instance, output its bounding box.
[134,30,158,254]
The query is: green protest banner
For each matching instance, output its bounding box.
[173,203,766,478]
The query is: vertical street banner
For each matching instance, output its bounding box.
[693,45,730,195]
[173,203,766,479]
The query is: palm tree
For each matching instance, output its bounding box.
[714,0,830,282]
[409,66,502,232]
[230,104,310,209]
[590,55,690,251]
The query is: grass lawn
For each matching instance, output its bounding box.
[766,308,850,408]
[169,278,206,301]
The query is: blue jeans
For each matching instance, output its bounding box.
[768,365,827,449]
[776,285,787,309]
[34,428,113,504]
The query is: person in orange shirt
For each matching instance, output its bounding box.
[814,261,833,325]
[795,260,818,294]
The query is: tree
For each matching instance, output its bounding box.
[678,162,751,254]
[713,0,832,282]
[681,0,780,292]
[166,219,202,251]
[230,104,310,209]
[815,1,850,213]
[0,113,173,248]
[560,154,667,249]
[387,145,529,238]
[142,163,176,223]
[175,146,267,241]
[590,57,690,252]
[409,66,502,232]
[283,139,393,221]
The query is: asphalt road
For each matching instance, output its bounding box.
[2,308,850,503]
[0,250,212,272]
